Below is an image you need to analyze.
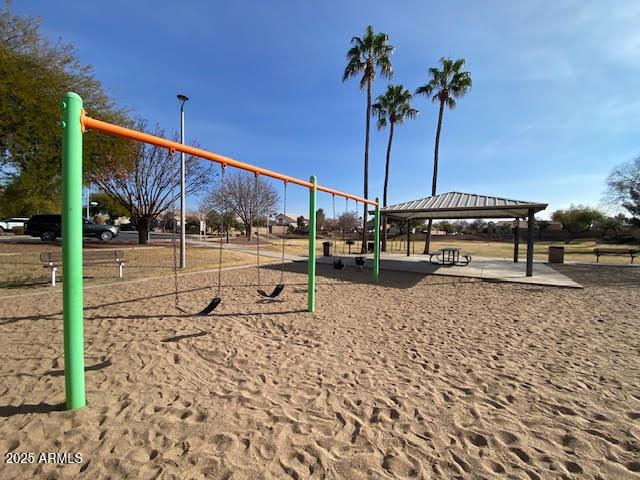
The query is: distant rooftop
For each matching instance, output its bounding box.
[380,191,548,220]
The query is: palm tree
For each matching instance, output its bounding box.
[416,57,472,254]
[343,25,393,252]
[372,84,418,251]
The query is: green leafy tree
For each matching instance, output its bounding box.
[606,156,640,226]
[185,214,201,234]
[205,210,223,231]
[416,57,472,253]
[435,220,455,234]
[0,3,128,216]
[203,209,241,242]
[552,205,605,240]
[343,25,393,252]
[469,219,486,233]
[90,191,129,220]
[372,84,418,251]
[596,216,624,238]
[536,220,550,240]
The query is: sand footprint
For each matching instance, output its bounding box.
[496,430,519,446]
[510,447,531,464]
[565,460,583,474]
[488,460,506,473]
[560,433,577,450]
[382,453,420,477]
[467,432,488,448]
[626,461,640,473]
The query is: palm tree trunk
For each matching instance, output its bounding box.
[423,99,446,254]
[361,79,372,254]
[382,121,394,252]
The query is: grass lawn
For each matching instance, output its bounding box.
[262,236,639,265]
[0,243,269,291]
[1,236,636,292]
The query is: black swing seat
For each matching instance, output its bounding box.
[257,283,285,299]
[333,259,345,270]
[196,297,222,316]
[355,256,366,266]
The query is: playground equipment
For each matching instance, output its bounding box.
[331,195,344,270]
[255,176,287,299]
[171,162,226,315]
[60,92,380,409]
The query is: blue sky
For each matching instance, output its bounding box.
[15,0,640,219]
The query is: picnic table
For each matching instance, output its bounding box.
[429,247,472,266]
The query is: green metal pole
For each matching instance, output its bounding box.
[373,198,380,282]
[62,92,86,409]
[307,176,317,312]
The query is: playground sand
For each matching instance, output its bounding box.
[1,263,639,479]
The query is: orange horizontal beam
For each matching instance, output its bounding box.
[81,114,377,206]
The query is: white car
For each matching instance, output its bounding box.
[0,217,29,231]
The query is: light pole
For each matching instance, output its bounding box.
[268,212,276,239]
[177,94,189,268]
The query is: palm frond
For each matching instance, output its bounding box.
[374,83,417,127]
[343,26,394,94]
[343,52,364,82]
[415,57,472,109]
[415,84,433,96]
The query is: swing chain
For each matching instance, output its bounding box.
[331,194,337,256]
[171,149,181,312]
[280,181,287,283]
[172,221,180,311]
[216,164,226,297]
[342,197,348,255]
[254,173,261,289]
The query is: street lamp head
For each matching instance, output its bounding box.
[177,94,189,106]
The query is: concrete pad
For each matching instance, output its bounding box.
[317,253,582,288]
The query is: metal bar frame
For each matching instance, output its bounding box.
[308,176,317,312]
[62,92,86,410]
[81,113,377,206]
[61,94,378,410]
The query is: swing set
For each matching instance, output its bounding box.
[171,166,290,316]
[60,92,380,409]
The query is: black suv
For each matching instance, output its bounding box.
[25,215,119,241]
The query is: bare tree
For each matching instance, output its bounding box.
[337,211,359,234]
[605,156,640,226]
[202,169,279,240]
[89,120,215,244]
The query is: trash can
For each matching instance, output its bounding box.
[367,241,375,253]
[322,241,333,256]
[548,246,564,264]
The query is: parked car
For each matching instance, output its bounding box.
[25,214,119,241]
[0,217,29,231]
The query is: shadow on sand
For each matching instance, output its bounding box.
[0,402,66,417]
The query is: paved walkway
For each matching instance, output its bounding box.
[188,239,581,288]
[317,252,583,288]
